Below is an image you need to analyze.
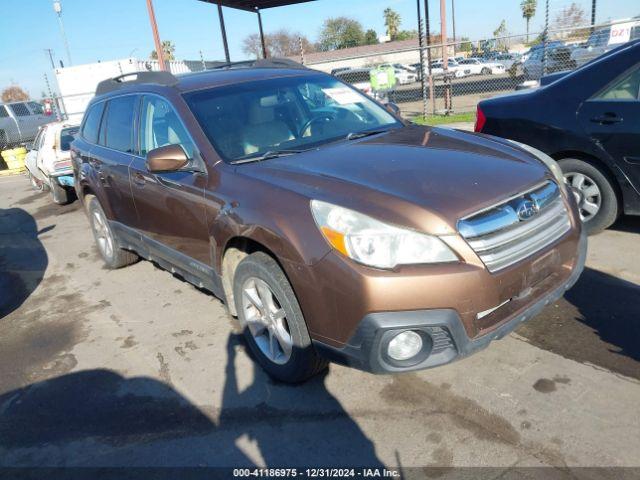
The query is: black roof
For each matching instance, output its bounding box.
[197,0,315,12]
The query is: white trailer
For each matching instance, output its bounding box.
[54,58,192,123]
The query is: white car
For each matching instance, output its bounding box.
[24,121,79,204]
[457,58,506,75]
[393,68,417,85]
[430,59,470,78]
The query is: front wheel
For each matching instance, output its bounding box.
[481,67,491,75]
[559,158,619,235]
[233,252,328,383]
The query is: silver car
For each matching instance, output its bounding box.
[0,101,52,149]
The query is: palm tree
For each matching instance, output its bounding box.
[383,8,402,41]
[521,0,537,42]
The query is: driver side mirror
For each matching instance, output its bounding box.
[385,102,401,116]
[146,144,189,173]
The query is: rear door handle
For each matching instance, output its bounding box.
[590,114,623,125]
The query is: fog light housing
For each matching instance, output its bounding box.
[387,330,423,361]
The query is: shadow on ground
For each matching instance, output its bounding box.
[518,267,640,380]
[0,207,49,319]
[0,334,382,468]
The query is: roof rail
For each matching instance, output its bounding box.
[208,57,307,71]
[95,71,179,95]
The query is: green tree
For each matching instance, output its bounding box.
[493,20,508,51]
[395,29,418,41]
[458,36,472,52]
[318,17,365,51]
[520,0,537,42]
[150,40,176,61]
[364,29,379,45]
[383,8,402,40]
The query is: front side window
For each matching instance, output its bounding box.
[0,106,8,118]
[101,96,136,153]
[28,102,44,114]
[82,103,104,144]
[184,73,400,162]
[139,96,194,158]
[9,103,31,117]
[597,65,640,101]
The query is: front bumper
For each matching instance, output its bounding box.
[313,230,587,373]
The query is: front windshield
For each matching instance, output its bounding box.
[183,73,400,162]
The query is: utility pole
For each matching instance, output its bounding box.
[440,0,451,112]
[44,49,56,69]
[451,0,456,53]
[146,0,167,71]
[591,0,597,32]
[424,0,435,115]
[416,0,427,118]
[52,1,72,66]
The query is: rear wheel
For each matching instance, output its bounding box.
[559,158,619,235]
[87,195,138,269]
[50,179,71,205]
[28,171,47,192]
[481,67,491,75]
[233,252,328,383]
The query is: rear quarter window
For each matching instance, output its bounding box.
[0,106,8,118]
[81,103,105,144]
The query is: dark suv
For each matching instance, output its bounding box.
[72,61,586,383]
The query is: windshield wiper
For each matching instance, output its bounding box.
[345,129,389,141]
[230,149,306,165]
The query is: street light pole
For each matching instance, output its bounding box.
[52,1,72,66]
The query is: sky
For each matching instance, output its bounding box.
[0,0,638,97]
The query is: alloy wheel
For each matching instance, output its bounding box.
[564,171,601,222]
[241,277,293,365]
[92,210,114,259]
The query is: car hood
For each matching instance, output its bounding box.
[239,125,551,234]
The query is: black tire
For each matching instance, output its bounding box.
[50,179,71,205]
[558,158,619,235]
[87,195,138,269]
[481,67,491,75]
[233,252,328,383]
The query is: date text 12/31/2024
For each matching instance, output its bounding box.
[233,468,401,478]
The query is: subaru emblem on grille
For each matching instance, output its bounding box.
[515,198,540,221]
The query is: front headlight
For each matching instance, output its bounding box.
[507,139,566,192]
[310,200,457,269]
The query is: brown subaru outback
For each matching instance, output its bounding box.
[71,60,586,383]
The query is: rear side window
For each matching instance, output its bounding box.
[0,106,8,118]
[101,96,136,153]
[82,103,104,144]
[597,66,640,101]
[9,103,31,117]
[60,126,79,151]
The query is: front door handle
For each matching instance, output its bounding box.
[133,172,146,186]
[590,113,623,125]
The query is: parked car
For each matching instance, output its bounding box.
[0,101,52,149]
[493,53,522,71]
[24,121,79,204]
[330,67,352,76]
[522,42,575,80]
[457,58,506,75]
[476,40,640,234]
[430,59,470,78]
[571,20,640,67]
[379,63,418,85]
[333,68,373,95]
[72,63,585,383]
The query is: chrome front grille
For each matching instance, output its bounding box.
[458,181,571,272]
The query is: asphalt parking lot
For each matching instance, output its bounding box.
[1,173,640,475]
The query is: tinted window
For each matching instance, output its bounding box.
[0,106,8,118]
[60,126,79,151]
[597,65,640,100]
[28,102,44,114]
[101,96,136,152]
[139,96,194,157]
[9,103,31,117]
[82,103,104,144]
